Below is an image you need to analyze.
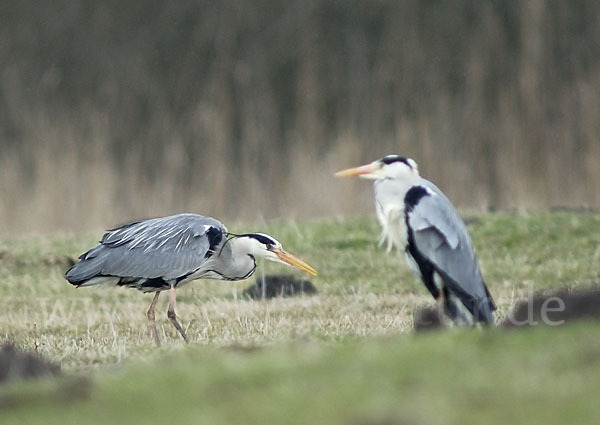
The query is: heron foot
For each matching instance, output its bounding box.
[167,308,189,343]
[167,286,189,343]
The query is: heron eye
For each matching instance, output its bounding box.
[266,244,273,250]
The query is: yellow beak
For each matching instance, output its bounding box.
[334,163,379,178]
[273,248,318,276]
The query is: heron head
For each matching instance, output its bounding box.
[233,233,317,276]
[335,155,419,180]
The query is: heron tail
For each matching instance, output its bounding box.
[443,287,495,326]
[64,246,107,286]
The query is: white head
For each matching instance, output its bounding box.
[230,233,317,275]
[335,155,420,181]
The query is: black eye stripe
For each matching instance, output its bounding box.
[239,233,277,245]
[380,155,411,166]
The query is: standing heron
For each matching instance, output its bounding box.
[65,213,317,344]
[336,155,495,325]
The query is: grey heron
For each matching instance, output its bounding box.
[65,213,317,344]
[336,155,496,326]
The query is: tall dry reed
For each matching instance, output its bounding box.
[1,0,599,234]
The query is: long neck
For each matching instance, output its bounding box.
[374,175,422,212]
[373,175,422,252]
[211,238,257,281]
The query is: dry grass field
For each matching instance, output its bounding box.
[1,212,599,424]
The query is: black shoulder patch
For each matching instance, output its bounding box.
[404,186,430,212]
[205,226,224,257]
[380,155,410,165]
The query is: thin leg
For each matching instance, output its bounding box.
[435,291,450,327]
[147,291,161,346]
[167,286,189,343]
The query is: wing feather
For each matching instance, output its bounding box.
[406,182,495,316]
[67,214,227,283]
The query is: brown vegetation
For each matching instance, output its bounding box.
[1,1,599,234]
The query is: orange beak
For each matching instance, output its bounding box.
[334,163,379,178]
[272,248,318,276]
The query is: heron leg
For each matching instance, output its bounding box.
[147,291,161,346]
[167,286,189,343]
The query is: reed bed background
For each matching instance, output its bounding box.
[1,0,599,234]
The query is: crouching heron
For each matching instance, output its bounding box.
[65,213,317,345]
[336,155,496,326]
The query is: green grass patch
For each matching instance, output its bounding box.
[0,212,599,423]
[3,323,600,425]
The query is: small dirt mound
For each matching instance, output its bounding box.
[413,307,445,332]
[503,286,600,328]
[0,343,61,384]
[243,274,317,300]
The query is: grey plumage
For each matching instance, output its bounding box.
[66,214,227,291]
[402,181,495,324]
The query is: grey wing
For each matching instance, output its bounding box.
[66,214,227,283]
[407,189,495,312]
